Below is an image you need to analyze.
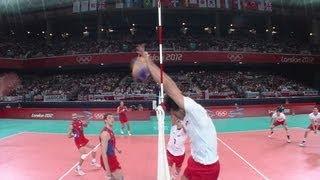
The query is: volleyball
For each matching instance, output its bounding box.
[131,57,150,82]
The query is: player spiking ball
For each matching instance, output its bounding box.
[135,44,220,180]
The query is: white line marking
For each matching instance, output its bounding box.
[218,127,304,135]
[0,132,25,141]
[217,137,269,180]
[57,143,101,180]
[23,131,160,137]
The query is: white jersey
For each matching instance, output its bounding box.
[309,113,320,125]
[183,97,218,165]
[167,125,187,156]
[272,113,286,122]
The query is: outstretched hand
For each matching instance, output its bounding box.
[136,44,149,59]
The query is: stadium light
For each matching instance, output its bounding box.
[27,31,30,34]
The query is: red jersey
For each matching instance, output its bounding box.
[118,106,128,123]
[72,119,89,149]
[100,127,116,156]
[100,126,121,172]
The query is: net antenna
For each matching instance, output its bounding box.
[156,0,171,179]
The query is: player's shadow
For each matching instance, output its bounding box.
[83,167,101,173]
[303,152,320,169]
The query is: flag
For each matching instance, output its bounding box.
[243,0,258,10]
[189,0,198,7]
[182,0,189,7]
[81,0,89,12]
[258,0,264,11]
[171,0,180,7]
[106,0,116,7]
[116,0,123,8]
[124,0,133,7]
[225,0,229,9]
[207,0,215,7]
[231,0,241,10]
[217,0,228,9]
[133,0,143,7]
[143,0,152,7]
[73,0,80,13]
[199,0,207,7]
[265,0,272,11]
[89,0,97,10]
[98,0,107,9]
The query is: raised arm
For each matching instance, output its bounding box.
[67,125,73,138]
[137,46,184,109]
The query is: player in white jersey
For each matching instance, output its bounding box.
[268,109,291,143]
[167,117,187,179]
[299,107,320,147]
[137,45,220,180]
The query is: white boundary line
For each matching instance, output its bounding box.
[57,143,101,180]
[0,132,25,141]
[23,131,160,137]
[21,127,305,137]
[217,137,270,180]
[218,127,304,135]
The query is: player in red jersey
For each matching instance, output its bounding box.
[117,101,131,135]
[100,113,123,180]
[67,113,100,176]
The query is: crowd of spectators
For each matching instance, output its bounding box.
[5,70,318,102]
[1,29,319,59]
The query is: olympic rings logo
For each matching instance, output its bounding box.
[215,111,228,117]
[76,56,92,64]
[94,113,104,120]
[227,53,243,62]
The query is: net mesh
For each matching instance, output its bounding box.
[156,105,171,180]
